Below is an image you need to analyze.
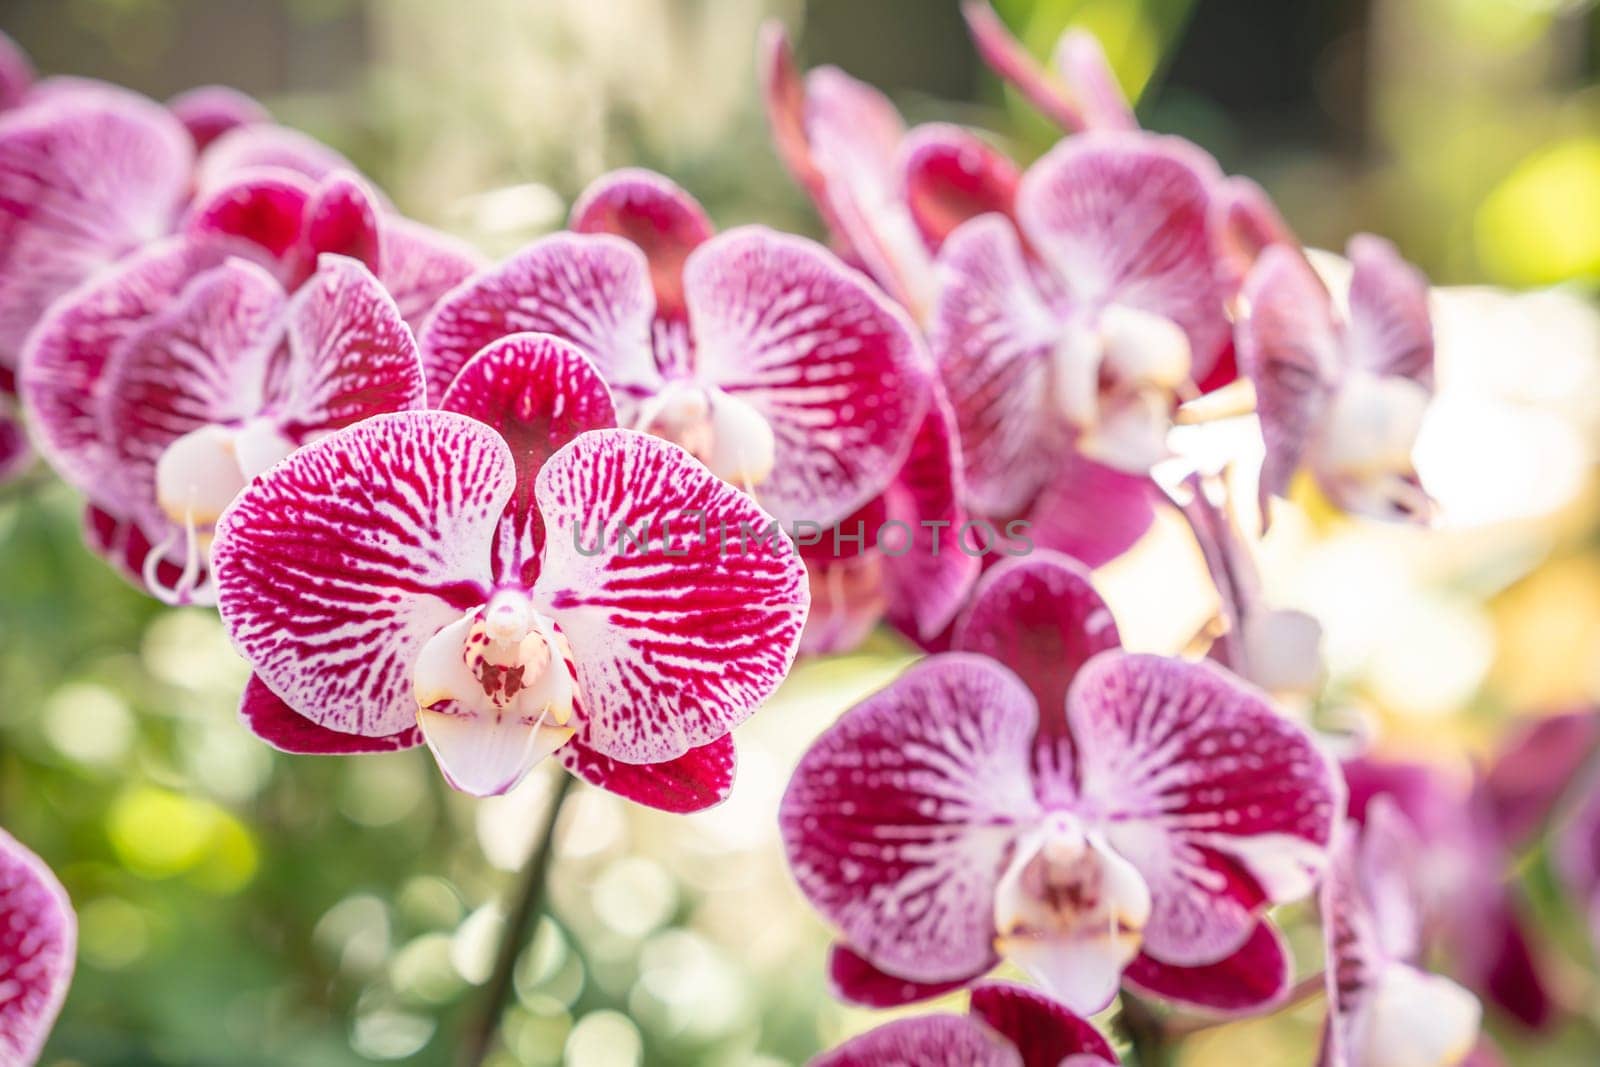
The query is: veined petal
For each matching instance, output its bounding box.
[240,673,422,754]
[270,253,426,437]
[440,333,617,585]
[167,85,271,150]
[558,730,734,814]
[194,123,356,197]
[961,0,1090,133]
[881,393,982,643]
[1237,244,1341,511]
[1345,234,1434,388]
[417,232,657,404]
[0,829,74,1067]
[684,226,930,526]
[532,428,807,764]
[779,654,1041,985]
[827,942,975,1008]
[103,258,286,527]
[1016,132,1228,379]
[1024,450,1154,566]
[18,237,221,502]
[570,168,713,320]
[931,213,1063,517]
[185,168,314,263]
[379,216,487,335]
[1122,920,1292,1015]
[1050,29,1139,133]
[1068,652,1339,967]
[812,1014,1023,1067]
[952,551,1119,797]
[302,173,383,278]
[969,982,1120,1066]
[213,411,510,737]
[901,123,1020,253]
[1209,176,1297,295]
[0,86,191,368]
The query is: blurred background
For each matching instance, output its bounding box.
[2,0,1599,1064]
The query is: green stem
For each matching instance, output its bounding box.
[456,772,575,1067]
[1118,993,1172,1067]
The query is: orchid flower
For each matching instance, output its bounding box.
[759,23,1020,323]
[419,168,928,533]
[960,0,1137,135]
[814,982,1118,1067]
[166,84,271,152]
[0,828,75,1066]
[1319,800,1486,1067]
[210,331,809,802]
[22,249,426,604]
[1170,471,1325,697]
[782,567,1340,1017]
[1221,181,1437,523]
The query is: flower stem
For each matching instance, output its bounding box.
[456,772,576,1067]
[1118,993,1172,1067]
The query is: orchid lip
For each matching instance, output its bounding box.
[413,590,579,797]
[1356,962,1481,1067]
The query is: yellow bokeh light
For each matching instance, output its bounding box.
[1476,138,1600,286]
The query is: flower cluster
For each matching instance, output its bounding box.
[0,5,1594,1066]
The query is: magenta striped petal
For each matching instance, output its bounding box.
[1016,132,1228,382]
[269,254,426,436]
[812,1014,1023,1067]
[1345,234,1434,388]
[1236,244,1340,509]
[1122,920,1291,1015]
[557,730,734,814]
[301,173,382,280]
[1068,652,1338,967]
[185,169,314,264]
[826,941,974,1008]
[969,982,1119,1066]
[931,213,1065,516]
[1209,176,1296,295]
[953,552,1120,796]
[0,31,32,112]
[241,673,422,754]
[901,123,1019,253]
[440,333,616,585]
[683,226,929,526]
[194,123,355,197]
[531,428,807,763]
[0,829,74,1067]
[780,655,1040,984]
[0,86,191,368]
[213,411,509,737]
[570,168,713,321]
[378,217,486,335]
[880,394,982,643]
[167,85,270,150]
[103,259,286,526]
[417,233,657,404]
[1024,450,1154,566]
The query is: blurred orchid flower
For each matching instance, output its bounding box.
[1319,799,1486,1067]
[960,0,1138,134]
[1221,181,1437,524]
[166,84,270,152]
[0,828,75,1067]
[419,168,929,532]
[1170,471,1325,697]
[759,22,1020,322]
[781,629,1339,1016]
[212,332,809,802]
[813,982,1118,1067]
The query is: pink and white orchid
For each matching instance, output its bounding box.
[1319,800,1484,1067]
[1224,183,1436,523]
[813,982,1118,1067]
[0,828,75,1066]
[782,560,1339,1016]
[211,331,809,803]
[419,168,928,533]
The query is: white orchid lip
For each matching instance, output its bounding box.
[1357,962,1481,1067]
[414,589,577,797]
[993,814,1153,1014]
[638,380,777,490]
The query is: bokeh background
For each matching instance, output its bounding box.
[2,0,1599,1064]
